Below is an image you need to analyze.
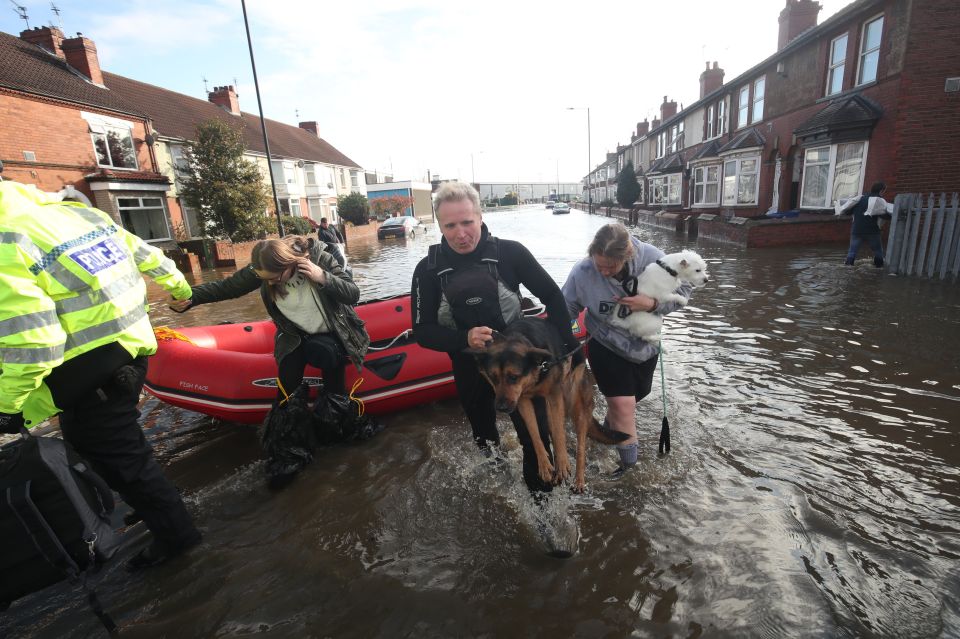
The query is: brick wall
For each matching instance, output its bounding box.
[0,91,154,196]
[893,0,960,192]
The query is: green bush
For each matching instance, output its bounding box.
[279,215,314,236]
[338,192,370,226]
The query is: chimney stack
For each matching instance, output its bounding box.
[209,85,240,116]
[700,61,725,99]
[299,121,319,136]
[61,33,103,85]
[636,119,650,137]
[660,96,678,122]
[651,118,661,131]
[778,0,822,50]
[20,26,65,58]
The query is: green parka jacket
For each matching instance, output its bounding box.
[188,239,369,371]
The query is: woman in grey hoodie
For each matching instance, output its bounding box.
[561,224,690,477]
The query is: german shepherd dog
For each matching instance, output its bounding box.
[469,318,628,492]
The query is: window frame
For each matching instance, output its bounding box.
[90,126,138,170]
[799,141,869,209]
[752,77,765,123]
[692,164,721,207]
[116,195,171,242]
[648,173,682,207]
[706,105,715,140]
[721,154,761,206]
[856,14,884,86]
[718,99,726,136]
[826,33,848,96]
[737,86,750,129]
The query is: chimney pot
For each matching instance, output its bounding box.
[209,85,241,116]
[699,60,726,99]
[19,25,65,58]
[778,0,822,50]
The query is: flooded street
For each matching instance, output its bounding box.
[5,206,959,638]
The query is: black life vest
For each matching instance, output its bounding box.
[427,237,522,332]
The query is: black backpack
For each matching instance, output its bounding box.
[0,433,120,633]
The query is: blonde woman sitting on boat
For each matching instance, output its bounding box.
[169,235,370,398]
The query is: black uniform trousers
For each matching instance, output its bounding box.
[56,356,200,552]
[450,352,553,493]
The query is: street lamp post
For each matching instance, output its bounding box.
[567,107,592,214]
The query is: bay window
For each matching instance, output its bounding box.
[721,156,760,206]
[117,196,169,241]
[800,142,867,208]
[649,174,681,206]
[693,165,721,207]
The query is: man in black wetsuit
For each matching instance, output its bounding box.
[410,182,582,493]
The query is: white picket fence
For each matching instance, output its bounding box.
[886,192,960,280]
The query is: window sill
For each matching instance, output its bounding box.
[692,203,721,208]
[97,164,140,172]
[817,80,878,103]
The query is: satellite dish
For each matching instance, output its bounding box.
[297,160,305,168]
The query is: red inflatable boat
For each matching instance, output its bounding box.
[144,295,586,424]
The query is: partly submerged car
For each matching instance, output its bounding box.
[377,216,422,239]
[552,202,571,214]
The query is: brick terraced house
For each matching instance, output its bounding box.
[0,26,365,246]
[589,0,959,233]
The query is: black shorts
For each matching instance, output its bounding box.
[587,338,658,401]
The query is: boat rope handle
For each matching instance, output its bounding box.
[348,377,365,417]
[154,326,194,344]
[276,378,290,406]
[366,328,412,352]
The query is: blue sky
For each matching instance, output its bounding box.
[2,0,849,183]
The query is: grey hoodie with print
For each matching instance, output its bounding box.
[561,236,691,364]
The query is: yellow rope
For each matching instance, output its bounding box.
[276,378,290,406]
[348,377,365,416]
[154,326,194,344]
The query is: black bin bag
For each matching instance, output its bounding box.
[261,382,317,487]
[313,385,384,445]
[1,432,120,633]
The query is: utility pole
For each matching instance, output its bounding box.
[241,0,284,236]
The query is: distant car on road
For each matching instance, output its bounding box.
[377,216,422,239]
[545,201,556,209]
[552,202,571,214]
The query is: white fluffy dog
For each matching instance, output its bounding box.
[612,250,709,343]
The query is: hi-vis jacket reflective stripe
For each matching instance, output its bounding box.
[0,181,192,426]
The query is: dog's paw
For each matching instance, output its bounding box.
[538,460,556,485]
[553,454,571,485]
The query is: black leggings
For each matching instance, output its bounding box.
[450,352,553,493]
[278,334,347,399]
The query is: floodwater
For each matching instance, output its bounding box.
[4,206,959,638]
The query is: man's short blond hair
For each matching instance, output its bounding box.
[434,181,481,216]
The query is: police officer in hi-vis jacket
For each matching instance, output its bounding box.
[0,170,201,571]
